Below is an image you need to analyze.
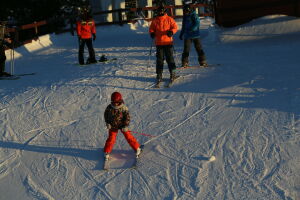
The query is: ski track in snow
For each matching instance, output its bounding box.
[0,17,299,199]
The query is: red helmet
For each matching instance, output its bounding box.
[111,92,123,103]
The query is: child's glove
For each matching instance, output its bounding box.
[167,30,173,37]
[106,124,111,130]
[121,127,129,132]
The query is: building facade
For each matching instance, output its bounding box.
[89,0,183,22]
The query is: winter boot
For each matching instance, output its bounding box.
[86,57,97,64]
[170,71,179,82]
[0,72,12,77]
[181,61,189,68]
[136,147,142,158]
[199,59,208,67]
[156,73,162,83]
[104,153,110,161]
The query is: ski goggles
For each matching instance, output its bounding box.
[81,21,93,26]
[112,101,122,106]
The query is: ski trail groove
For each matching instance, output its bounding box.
[145,102,215,145]
[72,157,113,200]
[24,175,55,200]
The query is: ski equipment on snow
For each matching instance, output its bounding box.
[131,145,144,169]
[0,75,20,80]
[165,75,181,88]
[176,63,221,70]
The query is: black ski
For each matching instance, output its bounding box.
[16,73,36,76]
[177,63,221,70]
[0,75,20,80]
[98,58,117,63]
[0,72,36,80]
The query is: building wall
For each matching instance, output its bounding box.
[89,0,125,22]
[215,0,300,27]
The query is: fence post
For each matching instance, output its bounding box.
[118,10,123,26]
[34,21,38,35]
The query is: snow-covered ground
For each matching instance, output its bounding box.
[0,15,299,200]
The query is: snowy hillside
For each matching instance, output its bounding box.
[0,15,299,200]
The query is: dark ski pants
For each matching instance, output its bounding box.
[0,47,6,73]
[78,38,96,65]
[156,45,176,75]
[182,38,206,65]
[104,129,140,154]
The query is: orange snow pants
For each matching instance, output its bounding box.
[104,129,140,153]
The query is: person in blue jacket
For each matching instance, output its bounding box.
[179,4,207,67]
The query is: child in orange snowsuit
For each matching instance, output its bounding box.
[149,5,178,83]
[103,92,141,160]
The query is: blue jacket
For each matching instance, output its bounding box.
[180,11,200,39]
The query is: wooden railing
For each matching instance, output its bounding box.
[93,3,213,26]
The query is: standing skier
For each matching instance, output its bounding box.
[0,21,12,77]
[149,4,178,85]
[179,3,207,67]
[76,8,97,65]
[103,92,141,161]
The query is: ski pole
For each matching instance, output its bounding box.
[147,38,154,74]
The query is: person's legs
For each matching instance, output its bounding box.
[78,39,85,65]
[156,46,164,81]
[86,39,96,63]
[104,129,118,154]
[165,45,177,81]
[122,130,140,151]
[193,38,207,66]
[181,39,192,67]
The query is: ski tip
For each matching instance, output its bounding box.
[209,156,216,162]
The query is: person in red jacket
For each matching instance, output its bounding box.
[103,92,141,161]
[76,11,97,65]
[149,5,178,85]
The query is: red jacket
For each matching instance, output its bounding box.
[149,14,178,46]
[76,19,96,39]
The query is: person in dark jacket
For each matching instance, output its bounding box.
[179,4,207,67]
[103,92,141,161]
[0,22,12,77]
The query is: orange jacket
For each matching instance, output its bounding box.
[76,19,96,39]
[149,14,178,46]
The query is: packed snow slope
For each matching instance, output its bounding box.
[0,15,299,200]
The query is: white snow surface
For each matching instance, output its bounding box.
[1,15,300,200]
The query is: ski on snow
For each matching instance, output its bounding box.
[131,145,144,169]
[103,145,144,170]
[78,58,117,67]
[176,64,221,70]
[0,73,36,80]
[154,76,181,88]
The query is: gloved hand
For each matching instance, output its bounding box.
[106,124,111,130]
[121,127,129,132]
[179,34,183,40]
[150,32,155,39]
[167,30,173,37]
[92,34,96,41]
